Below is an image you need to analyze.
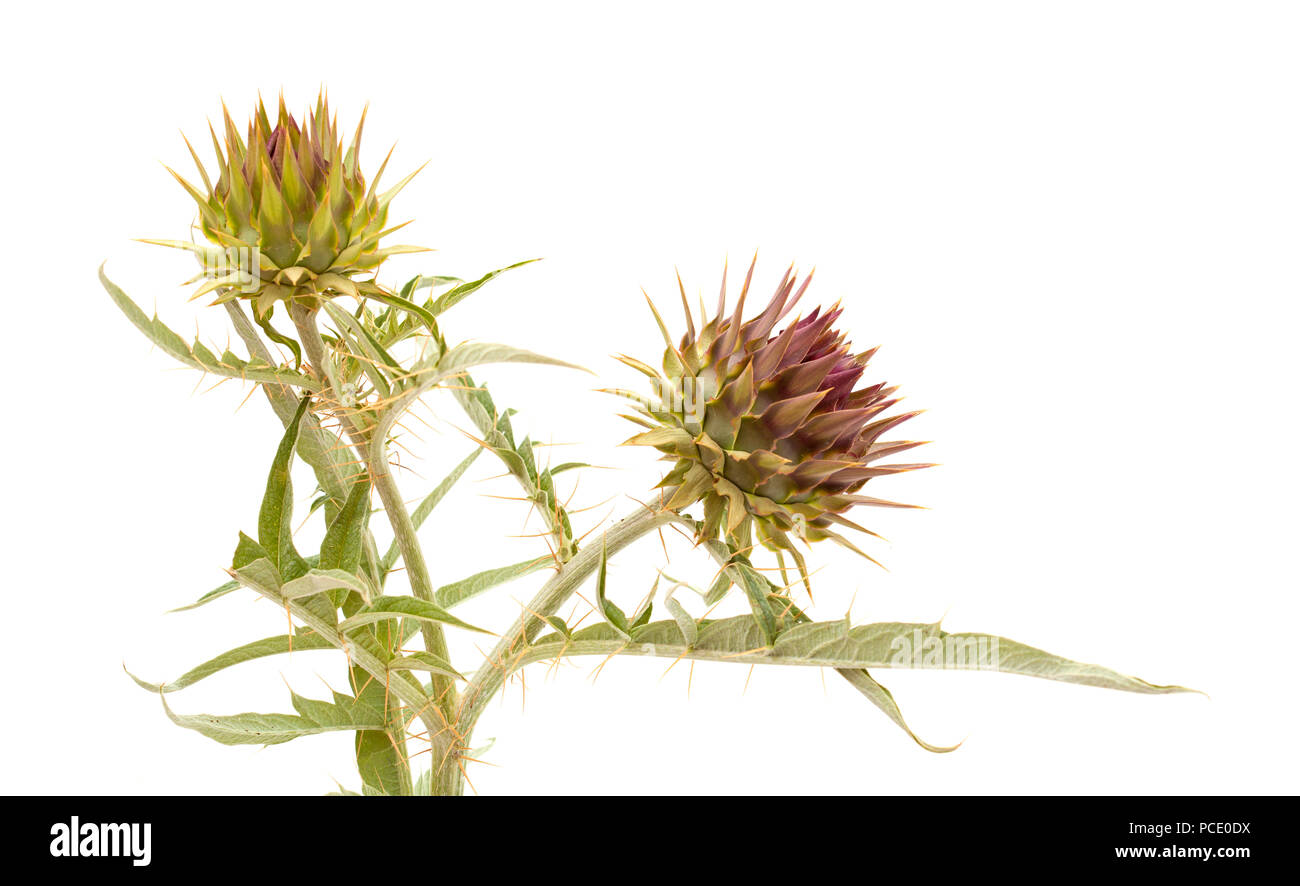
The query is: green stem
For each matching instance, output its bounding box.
[288,301,460,794]
[457,503,680,738]
[369,459,464,795]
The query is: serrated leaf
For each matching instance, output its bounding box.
[526,616,1194,697]
[100,264,318,390]
[159,691,385,747]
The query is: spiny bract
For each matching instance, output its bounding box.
[145,92,426,317]
[618,258,933,580]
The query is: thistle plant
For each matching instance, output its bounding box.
[106,95,1193,796]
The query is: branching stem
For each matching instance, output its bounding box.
[288,300,462,794]
[457,503,682,737]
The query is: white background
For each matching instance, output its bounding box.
[2,1,1297,795]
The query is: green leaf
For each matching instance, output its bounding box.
[542,616,571,638]
[232,531,269,570]
[259,398,311,579]
[432,557,552,609]
[400,274,464,301]
[435,342,589,379]
[125,630,334,693]
[323,303,401,398]
[381,448,482,573]
[320,477,372,574]
[663,595,698,647]
[529,616,1195,697]
[412,769,433,797]
[704,572,732,606]
[281,568,371,601]
[427,259,541,316]
[388,652,465,681]
[450,377,578,561]
[836,668,958,754]
[159,691,385,747]
[231,558,283,596]
[339,596,490,635]
[593,540,631,639]
[362,288,439,335]
[724,557,779,646]
[99,264,318,390]
[169,578,240,612]
[251,305,303,369]
[172,550,325,613]
[355,727,406,797]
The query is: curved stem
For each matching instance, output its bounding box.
[457,503,682,737]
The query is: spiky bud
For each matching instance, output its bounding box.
[146,93,426,317]
[619,259,932,575]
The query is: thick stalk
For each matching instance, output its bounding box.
[457,504,681,736]
[369,463,464,795]
[288,301,461,794]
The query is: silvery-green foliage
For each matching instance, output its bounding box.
[104,231,1192,796]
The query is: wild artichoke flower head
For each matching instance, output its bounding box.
[622,259,933,574]
[147,92,426,317]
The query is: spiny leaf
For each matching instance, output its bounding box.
[529,615,1195,696]
[836,667,957,754]
[168,578,240,612]
[281,568,370,601]
[258,398,311,579]
[125,630,334,693]
[339,595,491,635]
[99,265,318,390]
[722,556,779,646]
[593,540,631,639]
[388,652,465,681]
[435,341,589,379]
[432,557,553,609]
[231,558,282,596]
[320,476,372,574]
[362,288,439,335]
[381,448,482,574]
[427,259,541,316]
[663,595,698,647]
[159,691,386,747]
